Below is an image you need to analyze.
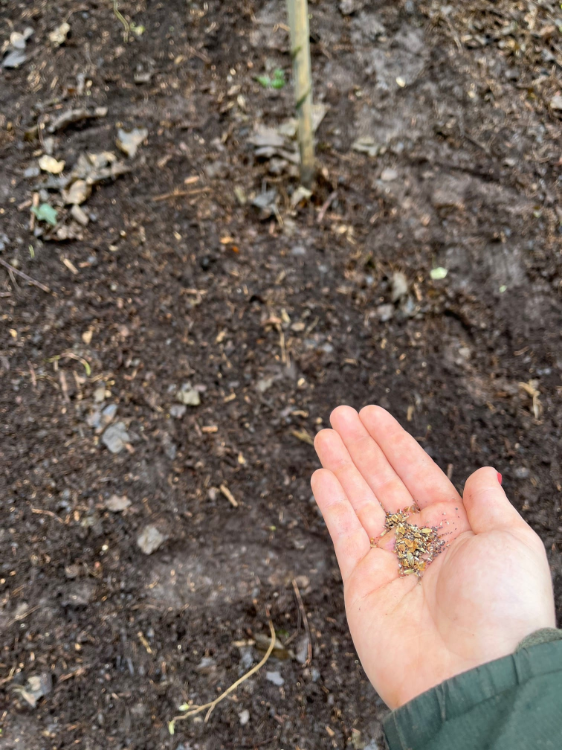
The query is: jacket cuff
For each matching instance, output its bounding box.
[383,634,562,750]
[515,627,562,651]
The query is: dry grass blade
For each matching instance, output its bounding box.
[169,619,276,733]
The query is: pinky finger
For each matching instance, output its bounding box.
[311,468,371,582]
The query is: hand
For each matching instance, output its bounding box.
[312,405,556,709]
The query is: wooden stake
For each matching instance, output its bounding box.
[287,0,315,188]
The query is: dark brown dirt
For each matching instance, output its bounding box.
[1,0,561,748]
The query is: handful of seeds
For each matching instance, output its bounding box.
[375,508,446,578]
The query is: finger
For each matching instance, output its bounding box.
[359,405,461,508]
[311,468,371,582]
[463,467,529,534]
[330,405,413,514]
[314,428,386,539]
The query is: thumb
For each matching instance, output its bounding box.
[463,467,526,534]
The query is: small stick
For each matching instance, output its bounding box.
[292,578,312,666]
[0,257,51,294]
[220,484,238,508]
[317,190,337,223]
[152,188,210,202]
[31,508,64,524]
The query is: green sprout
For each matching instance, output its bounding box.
[257,68,285,90]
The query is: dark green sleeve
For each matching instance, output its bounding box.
[383,631,562,750]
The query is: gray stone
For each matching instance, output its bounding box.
[381,167,398,182]
[391,271,408,302]
[105,494,131,512]
[170,404,186,419]
[266,670,284,686]
[376,304,394,322]
[102,421,129,453]
[137,525,165,555]
[514,466,530,479]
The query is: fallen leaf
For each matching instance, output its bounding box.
[62,179,91,205]
[352,137,379,157]
[2,48,27,68]
[49,22,70,47]
[292,429,315,446]
[39,155,65,174]
[48,106,108,133]
[290,185,313,209]
[31,203,58,226]
[116,127,148,158]
[105,494,131,512]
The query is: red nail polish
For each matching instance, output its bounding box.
[497,472,503,486]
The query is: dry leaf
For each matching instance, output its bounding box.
[291,429,315,446]
[39,155,65,174]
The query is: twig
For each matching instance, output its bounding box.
[152,187,210,202]
[0,666,17,686]
[170,619,276,730]
[31,508,64,524]
[292,578,312,666]
[317,190,337,223]
[113,0,130,42]
[220,484,238,508]
[0,257,51,294]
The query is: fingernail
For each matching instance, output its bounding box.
[497,472,503,486]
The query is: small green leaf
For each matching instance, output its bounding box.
[271,78,286,89]
[256,75,271,88]
[131,23,145,36]
[178,703,190,712]
[273,68,285,80]
[430,267,448,281]
[32,203,58,226]
[167,721,175,735]
[499,285,507,293]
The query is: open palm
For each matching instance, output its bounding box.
[312,406,556,709]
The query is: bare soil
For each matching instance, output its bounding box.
[1,1,561,748]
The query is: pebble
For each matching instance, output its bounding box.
[514,466,530,479]
[137,525,165,555]
[296,636,310,665]
[176,384,201,406]
[102,422,130,453]
[93,385,106,403]
[376,303,394,322]
[266,670,284,686]
[391,271,409,302]
[291,245,306,256]
[105,494,131,512]
[195,656,217,674]
[239,709,250,726]
[257,377,274,393]
[239,646,254,671]
[170,404,186,419]
[381,167,398,182]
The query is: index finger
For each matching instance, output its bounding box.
[359,406,461,509]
